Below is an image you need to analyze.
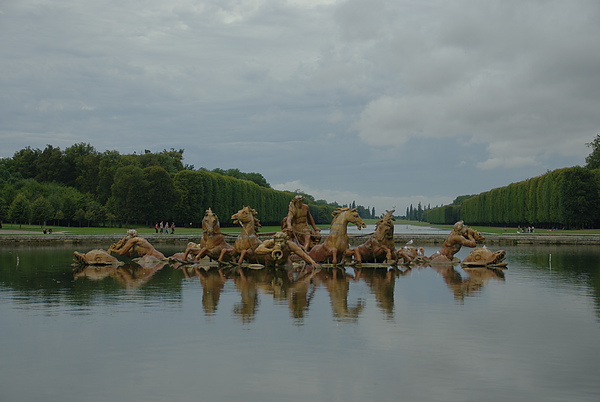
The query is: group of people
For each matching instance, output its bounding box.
[517,226,535,233]
[155,221,175,234]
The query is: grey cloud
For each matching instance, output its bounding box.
[1,0,599,215]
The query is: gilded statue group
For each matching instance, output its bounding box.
[73,195,507,270]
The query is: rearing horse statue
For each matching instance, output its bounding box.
[221,205,262,264]
[347,209,399,264]
[183,208,234,263]
[308,207,366,265]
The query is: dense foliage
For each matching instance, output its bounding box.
[426,166,600,229]
[0,143,379,228]
[585,134,600,169]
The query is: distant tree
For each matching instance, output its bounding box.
[36,145,70,184]
[11,146,41,179]
[138,148,185,174]
[585,134,600,169]
[8,193,32,227]
[62,143,96,187]
[74,208,87,227]
[109,165,147,224]
[0,197,6,228]
[210,167,271,188]
[84,201,106,226]
[96,150,123,204]
[141,166,178,223]
[31,196,54,227]
[53,209,64,226]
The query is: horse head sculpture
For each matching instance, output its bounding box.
[347,209,398,264]
[229,206,262,264]
[308,207,366,265]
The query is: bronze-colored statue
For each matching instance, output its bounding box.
[429,221,482,263]
[170,242,201,263]
[283,195,321,251]
[462,247,507,268]
[108,229,166,260]
[308,207,366,265]
[182,208,234,263]
[225,206,262,264]
[254,231,320,269]
[399,245,428,264]
[73,249,123,266]
[347,209,399,264]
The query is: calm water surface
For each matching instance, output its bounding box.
[1,242,599,402]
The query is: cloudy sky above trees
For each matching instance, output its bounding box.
[2,0,599,215]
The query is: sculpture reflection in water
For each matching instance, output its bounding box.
[354,267,397,320]
[428,264,506,303]
[73,261,167,289]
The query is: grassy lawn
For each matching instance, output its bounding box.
[0,223,295,235]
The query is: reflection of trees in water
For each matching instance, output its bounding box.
[526,247,600,321]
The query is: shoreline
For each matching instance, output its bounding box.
[1,233,600,246]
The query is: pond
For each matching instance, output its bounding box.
[1,242,599,402]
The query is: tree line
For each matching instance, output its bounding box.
[0,143,379,229]
[426,135,600,229]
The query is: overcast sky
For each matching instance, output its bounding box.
[1,0,599,216]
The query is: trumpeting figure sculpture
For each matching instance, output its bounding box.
[428,221,483,264]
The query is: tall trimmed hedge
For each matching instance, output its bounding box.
[455,166,600,229]
[172,170,335,227]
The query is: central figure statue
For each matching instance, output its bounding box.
[284,194,321,251]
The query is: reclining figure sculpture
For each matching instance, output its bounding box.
[108,229,166,260]
[254,231,320,269]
